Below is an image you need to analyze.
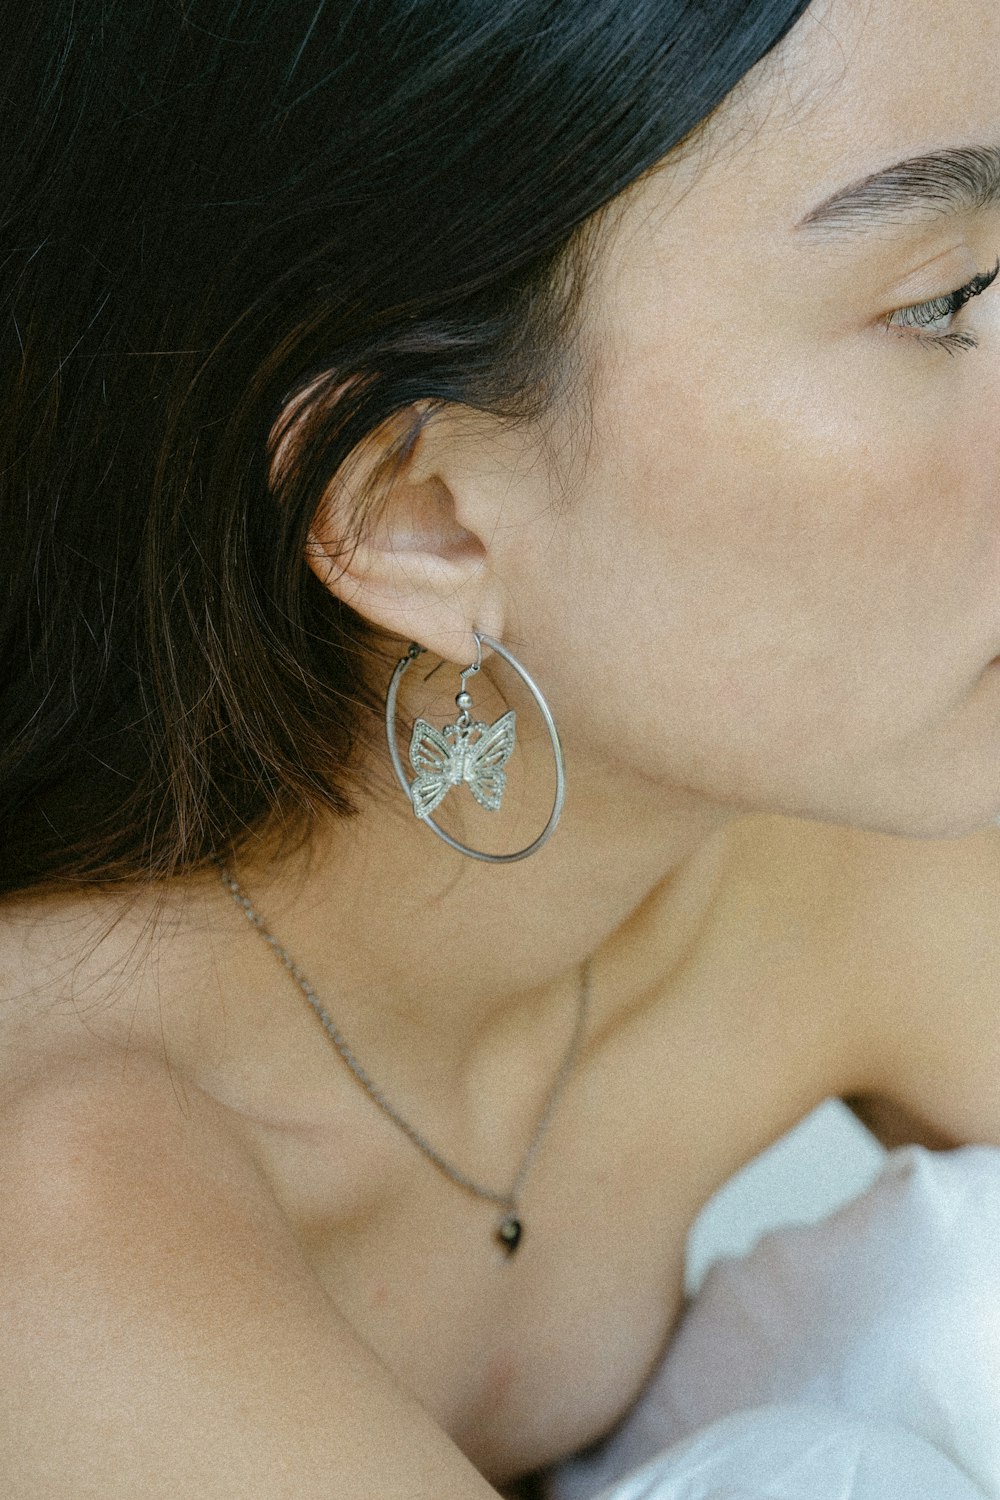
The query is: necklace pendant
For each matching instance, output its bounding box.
[497,1213,523,1255]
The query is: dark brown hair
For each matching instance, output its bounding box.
[0,0,812,896]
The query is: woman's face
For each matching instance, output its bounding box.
[504,0,1000,840]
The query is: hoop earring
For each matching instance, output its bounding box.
[384,632,566,864]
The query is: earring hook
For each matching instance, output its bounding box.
[459,631,484,695]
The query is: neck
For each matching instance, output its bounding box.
[202,645,752,1086]
[222,749,741,1073]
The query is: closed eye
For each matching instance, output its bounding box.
[885,255,1000,354]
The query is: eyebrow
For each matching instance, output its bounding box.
[795,144,1000,237]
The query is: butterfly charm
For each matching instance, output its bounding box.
[408,710,517,820]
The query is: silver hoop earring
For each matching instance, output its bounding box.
[384,632,566,864]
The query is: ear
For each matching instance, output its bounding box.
[295,400,511,666]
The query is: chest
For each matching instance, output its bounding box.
[232,853,865,1484]
[0,815,888,1487]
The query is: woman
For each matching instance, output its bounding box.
[2,0,1000,1494]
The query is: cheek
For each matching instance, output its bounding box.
[718,355,1000,665]
[578,339,998,733]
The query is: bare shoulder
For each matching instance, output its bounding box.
[0,879,154,1042]
[803,817,1000,1151]
[0,1042,325,1361]
[715,814,1000,1152]
[0,1051,498,1498]
[0,871,257,1104]
[732,811,1000,983]
[0,884,505,1497]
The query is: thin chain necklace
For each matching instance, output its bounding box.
[216,860,590,1257]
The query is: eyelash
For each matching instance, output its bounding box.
[886,254,1000,356]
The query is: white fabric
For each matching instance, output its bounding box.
[546,1146,1000,1500]
[574,1404,982,1500]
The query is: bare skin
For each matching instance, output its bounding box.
[3,0,1000,1494]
